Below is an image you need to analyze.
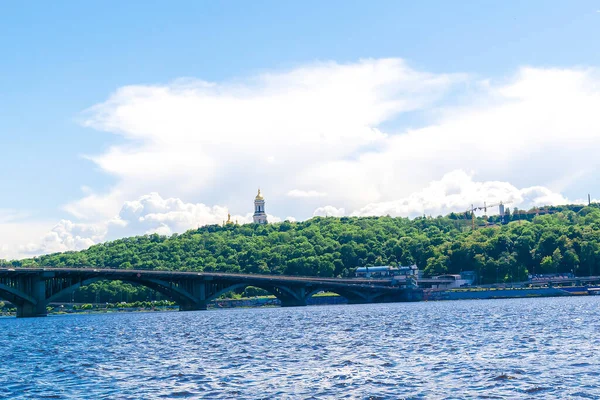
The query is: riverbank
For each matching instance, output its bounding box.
[0,293,347,317]
[425,285,600,301]
[3,286,598,317]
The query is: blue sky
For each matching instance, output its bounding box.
[1,1,600,259]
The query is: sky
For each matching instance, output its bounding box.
[1,1,600,259]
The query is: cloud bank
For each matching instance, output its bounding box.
[3,59,600,259]
[351,170,571,218]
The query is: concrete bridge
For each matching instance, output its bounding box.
[0,268,425,317]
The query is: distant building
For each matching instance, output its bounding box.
[355,266,397,278]
[433,274,472,288]
[355,265,420,278]
[460,271,477,285]
[396,265,419,277]
[253,189,268,224]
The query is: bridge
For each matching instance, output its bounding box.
[0,268,427,317]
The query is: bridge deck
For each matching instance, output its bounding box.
[0,267,453,286]
[0,267,433,317]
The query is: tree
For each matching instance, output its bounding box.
[540,256,554,274]
[551,248,563,273]
[8,203,600,300]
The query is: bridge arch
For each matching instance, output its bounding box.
[305,287,370,304]
[46,277,199,306]
[204,282,308,307]
[203,283,381,307]
[206,283,247,302]
[0,283,37,306]
[45,277,312,310]
[365,291,391,302]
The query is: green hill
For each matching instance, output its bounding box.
[4,203,600,286]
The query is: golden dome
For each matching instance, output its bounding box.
[255,189,264,201]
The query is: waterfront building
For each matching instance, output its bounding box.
[355,265,420,278]
[253,189,268,224]
[355,266,398,278]
[432,274,471,288]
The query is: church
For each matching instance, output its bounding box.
[253,189,268,224]
[223,189,268,226]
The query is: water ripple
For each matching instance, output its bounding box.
[1,297,600,398]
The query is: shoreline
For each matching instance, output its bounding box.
[2,287,599,318]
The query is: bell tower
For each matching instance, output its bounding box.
[253,189,268,224]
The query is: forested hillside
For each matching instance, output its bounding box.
[4,204,600,286]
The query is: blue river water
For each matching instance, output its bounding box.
[1,296,599,399]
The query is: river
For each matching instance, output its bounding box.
[1,296,599,399]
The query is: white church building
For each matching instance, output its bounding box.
[253,189,268,224]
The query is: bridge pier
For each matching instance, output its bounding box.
[277,286,307,307]
[16,302,47,318]
[16,276,47,318]
[179,301,208,312]
[178,281,209,312]
[280,298,307,307]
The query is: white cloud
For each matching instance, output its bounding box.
[6,60,600,259]
[287,189,327,198]
[71,58,462,219]
[351,170,571,218]
[75,61,600,222]
[313,206,346,217]
[20,220,105,256]
[63,189,125,221]
[109,192,229,237]
[104,192,283,238]
[0,221,56,260]
[304,67,600,211]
